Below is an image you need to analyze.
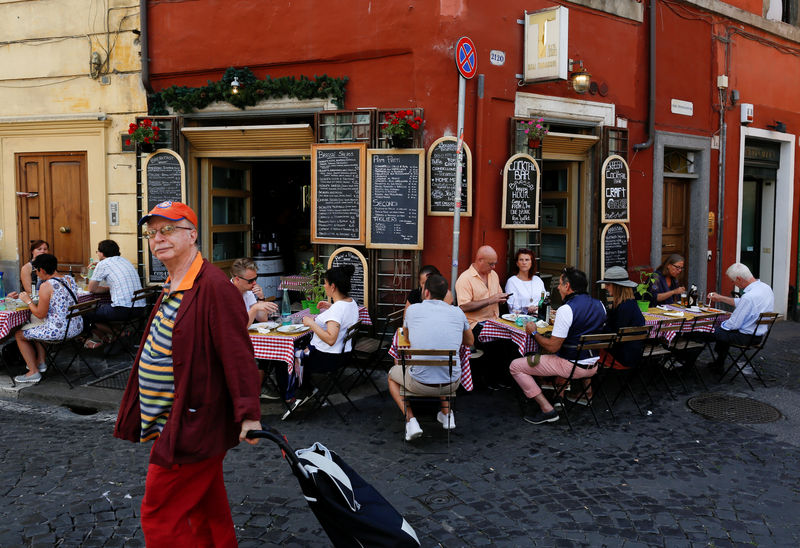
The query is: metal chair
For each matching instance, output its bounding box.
[398,348,458,443]
[552,333,617,428]
[639,319,685,399]
[718,312,780,390]
[39,299,101,388]
[102,285,162,358]
[595,326,651,417]
[347,309,404,398]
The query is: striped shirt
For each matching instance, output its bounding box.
[138,251,203,442]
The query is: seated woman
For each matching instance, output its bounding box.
[596,266,646,369]
[7,240,49,299]
[13,253,82,383]
[281,264,360,420]
[504,248,546,315]
[650,254,686,305]
[405,264,453,311]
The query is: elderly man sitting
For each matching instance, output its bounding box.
[388,274,473,441]
[230,258,278,328]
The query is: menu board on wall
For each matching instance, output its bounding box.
[600,222,629,274]
[327,246,368,308]
[427,137,472,216]
[601,154,630,223]
[142,149,186,283]
[366,149,424,249]
[311,143,366,245]
[501,153,541,229]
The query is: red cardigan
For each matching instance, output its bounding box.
[114,259,261,468]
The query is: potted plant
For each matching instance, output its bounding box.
[382,110,422,148]
[301,257,327,314]
[635,269,658,312]
[126,119,160,152]
[520,117,548,149]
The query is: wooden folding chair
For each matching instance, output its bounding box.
[719,312,780,390]
[39,299,101,388]
[663,315,716,391]
[552,333,616,428]
[639,319,685,399]
[398,348,458,443]
[595,326,651,418]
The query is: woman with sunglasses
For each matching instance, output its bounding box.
[651,254,686,305]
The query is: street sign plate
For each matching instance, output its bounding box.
[455,36,477,79]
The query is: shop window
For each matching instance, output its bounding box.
[603,127,628,161]
[316,110,373,143]
[135,116,178,151]
[376,108,424,148]
[664,148,697,176]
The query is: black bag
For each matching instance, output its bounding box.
[1,341,26,371]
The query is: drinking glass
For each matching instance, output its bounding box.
[680,292,688,306]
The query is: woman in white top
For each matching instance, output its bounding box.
[504,248,546,315]
[282,264,360,419]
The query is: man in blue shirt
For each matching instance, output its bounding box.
[388,274,473,441]
[707,262,774,372]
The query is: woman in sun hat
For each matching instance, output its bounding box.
[597,266,646,369]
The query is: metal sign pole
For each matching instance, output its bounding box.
[451,75,466,298]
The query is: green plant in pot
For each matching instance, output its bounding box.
[301,257,328,314]
[635,269,657,312]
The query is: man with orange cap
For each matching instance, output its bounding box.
[114,201,262,547]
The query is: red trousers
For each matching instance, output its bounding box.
[141,450,237,548]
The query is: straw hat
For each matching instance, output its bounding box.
[597,266,637,288]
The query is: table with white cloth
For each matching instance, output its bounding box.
[387,327,474,391]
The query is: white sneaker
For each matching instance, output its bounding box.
[37,362,47,373]
[405,417,423,441]
[437,411,456,430]
[14,372,41,383]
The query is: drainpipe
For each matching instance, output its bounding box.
[633,0,656,152]
[715,87,727,291]
[140,0,153,94]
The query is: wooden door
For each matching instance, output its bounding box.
[662,177,688,277]
[16,153,89,273]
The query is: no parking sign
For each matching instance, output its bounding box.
[455,36,477,79]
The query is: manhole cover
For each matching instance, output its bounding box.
[687,392,782,423]
[414,489,459,510]
[86,367,131,390]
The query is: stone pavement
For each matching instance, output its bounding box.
[0,322,798,546]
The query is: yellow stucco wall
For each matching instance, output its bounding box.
[0,0,146,274]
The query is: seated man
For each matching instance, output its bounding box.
[387,274,473,441]
[707,262,774,373]
[84,239,146,348]
[455,245,512,389]
[230,258,278,328]
[509,267,607,425]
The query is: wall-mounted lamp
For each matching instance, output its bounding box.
[231,76,240,94]
[568,59,591,94]
[767,120,786,133]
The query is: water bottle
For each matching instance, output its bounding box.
[281,288,291,325]
[536,291,546,322]
[0,271,5,311]
[544,292,552,325]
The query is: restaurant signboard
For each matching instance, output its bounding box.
[501,153,540,229]
[366,149,424,250]
[328,246,368,308]
[142,149,185,283]
[601,154,629,223]
[600,222,629,274]
[523,6,569,83]
[427,137,472,217]
[311,143,366,245]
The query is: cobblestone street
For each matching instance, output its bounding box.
[0,322,798,547]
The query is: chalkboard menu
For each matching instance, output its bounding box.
[327,247,368,308]
[311,143,366,245]
[142,150,186,283]
[601,154,629,223]
[600,222,629,274]
[501,153,541,229]
[366,150,424,250]
[427,137,472,216]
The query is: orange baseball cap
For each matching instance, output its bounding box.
[139,201,198,227]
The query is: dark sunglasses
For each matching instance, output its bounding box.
[238,275,258,284]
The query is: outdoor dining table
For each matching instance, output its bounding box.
[249,306,372,374]
[478,317,553,356]
[387,327,474,391]
[642,304,730,342]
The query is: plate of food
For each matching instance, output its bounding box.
[663,311,684,318]
[501,313,518,322]
[249,321,279,331]
[687,305,702,313]
[277,324,310,334]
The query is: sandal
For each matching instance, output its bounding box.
[84,337,105,350]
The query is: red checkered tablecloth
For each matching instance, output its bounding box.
[0,309,31,340]
[478,319,539,356]
[279,275,314,293]
[388,328,473,391]
[644,307,729,343]
[250,330,313,373]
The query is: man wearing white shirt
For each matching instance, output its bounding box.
[230,258,277,328]
[707,263,774,373]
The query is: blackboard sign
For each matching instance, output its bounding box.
[327,247,368,308]
[311,143,366,245]
[600,222,629,274]
[142,150,186,283]
[501,153,541,229]
[427,137,472,216]
[366,150,424,250]
[601,155,629,223]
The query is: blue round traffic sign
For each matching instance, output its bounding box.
[455,36,477,79]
